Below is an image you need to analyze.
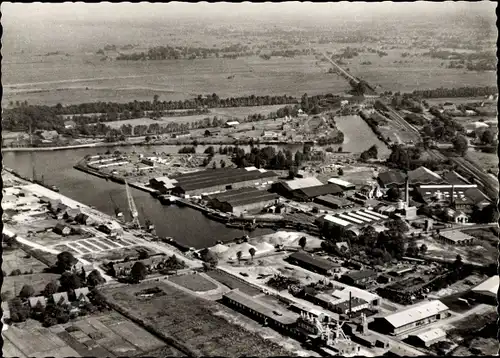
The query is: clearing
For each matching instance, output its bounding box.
[101,281,293,357]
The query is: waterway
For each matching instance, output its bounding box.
[2,144,302,248]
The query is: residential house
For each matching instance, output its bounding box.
[28,296,47,309]
[74,287,90,303]
[53,292,70,306]
[53,223,71,236]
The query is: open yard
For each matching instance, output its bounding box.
[101,281,293,357]
[2,273,61,298]
[167,273,218,292]
[206,269,262,297]
[2,311,177,357]
[2,247,49,275]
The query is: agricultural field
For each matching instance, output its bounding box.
[101,281,293,357]
[167,273,219,292]
[2,311,177,357]
[2,273,60,298]
[466,150,498,174]
[334,115,390,156]
[2,247,49,275]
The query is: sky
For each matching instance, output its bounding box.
[1,1,496,23]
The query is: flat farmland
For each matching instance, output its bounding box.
[2,311,177,357]
[466,150,498,174]
[2,248,48,275]
[334,115,390,157]
[101,281,291,357]
[3,55,350,106]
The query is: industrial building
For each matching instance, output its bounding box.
[469,275,498,305]
[271,177,324,199]
[222,289,299,333]
[371,300,450,335]
[438,231,474,246]
[315,195,355,210]
[291,184,344,202]
[407,167,445,186]
[327,178,356,190]
[340,270,378,288]
[377,171,407,189]
[149,177,179,194]
[407,328,446,348]
[287,251,340,276]
[207,187,279,215]
[169,167,278,196]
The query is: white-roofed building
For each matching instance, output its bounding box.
[373,300,450,335]
[331,286,381,307]
[470,275,498,305]
[225,121,240,127]
[149,176,178,194]
[337,213,364,225]
[328,178,355,190]
[322,214,352,227]
[408,328,446,347]
[361,209,388,220]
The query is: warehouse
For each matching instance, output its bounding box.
[170,167,278,196]
[310,293,369,315]
[149,177,178,194]
[377,171,406,189]
[438,231,474,246]
[407,328,446,347]
[314,195,355,210]
[287,250,340,276]
[408,167,445,186]
[327,178,356,190]
[222,289,299,333]
[207,187,279,215]
[340,270,378,288]
[469,275,498,305]
[291,184,344,202]
[331,286,381,307]
[272,177,324,198]
[371,300,450,335]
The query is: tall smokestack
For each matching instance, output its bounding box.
[405,176,410,208]
[349,291,352,316]
[450,185,455,205]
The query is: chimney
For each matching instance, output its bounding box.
[450,185,455,206]
[349,291,352,316]
[405,176,410,208]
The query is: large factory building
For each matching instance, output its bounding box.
[168,167,278,197]
[207,187,279,215]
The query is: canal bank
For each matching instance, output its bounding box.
[3,147,275,249]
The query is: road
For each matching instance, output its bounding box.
[321,52,360,85]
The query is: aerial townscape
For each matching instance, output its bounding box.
[1,2,498,357]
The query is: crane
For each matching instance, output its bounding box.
[109,193,123,219]
[125,180,140,228]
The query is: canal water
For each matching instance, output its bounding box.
[2,144,301,248]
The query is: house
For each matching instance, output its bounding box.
[53,223,71,236]
[38,130,59,141]
[97,223,115,235]
[438,231,474,246]
[204,129,221,137]
[29,296,47,309]
[64,120,76,129]
[372,300,450,335]
[112,255,168,277]
[340,270,378,287]
[172,131,191,139]
[75,213,94,225]
[451,210,469,224]
[52,292,70,306]
[225,121,240,128]
[287,251,340,276]
[74,287,90,303]
[408,328,446,348]
[63,208,81,220]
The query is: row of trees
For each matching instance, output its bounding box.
[411,86,497,99]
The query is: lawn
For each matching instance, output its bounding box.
[2,273,60,298]
[101,281,291,357]
[167,273,218,292]
[2,311,172,357]
[2,247,49,275]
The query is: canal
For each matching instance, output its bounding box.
[2,144,302,248]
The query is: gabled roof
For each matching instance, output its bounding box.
[442,170,471,185]
[472,275,498,297]
[75,287,90,301]
[295,184,343,198]
[343,270,377,281]
[283,177,323,191]
[383,300,449,328]
[29,296,47,308]
[53,292,70,305]
[412,328,446,343]
[288,251,339,271]
[378,171,406,186]
[464,188,490,205]
[408,167,443,185]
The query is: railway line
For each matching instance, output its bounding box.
[451,156,498,200]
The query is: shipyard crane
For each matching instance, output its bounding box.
[125,180,140,228]
[109,193,123,219]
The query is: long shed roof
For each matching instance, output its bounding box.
[383,300,449,328]
[288,250,339,271]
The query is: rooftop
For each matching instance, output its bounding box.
[413,328,446,343]
[383,300,449,328]
[295,184,343,198]
[315,195,353,207]
[210,187,278,207]
[343,270,377,281]
[322,214,352,227]
[439,231,474,242]
[471,275,498,297]
[283,177,323,191]
[378,171,406,186]
[442,170,471,185]
[332,286,380,303]
[408,167,444,185]
[327,178,355,188]
[224,289,298,325]
[288,250,339,272]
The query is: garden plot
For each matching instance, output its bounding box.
[2,247,49,275]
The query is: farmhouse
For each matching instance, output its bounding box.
[170,167,278,197]
[207,187,279,215]
[287,250,340,276]
[222,289,299,334]
[438,231,474,246]
[371,300,450,335]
